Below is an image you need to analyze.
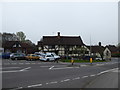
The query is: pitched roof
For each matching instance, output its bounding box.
[105,45,118,53]
[38,36,84,46]
[87,46,105,53]
[2,41,33,48]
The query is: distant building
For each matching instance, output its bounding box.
[86,42,111,60]
[37,32,85,56]
[2,41,37,54]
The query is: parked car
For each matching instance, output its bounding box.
[40,54,55,61]
[95,57,102,60]
[1,52,11,59]
[10,53,26,60]
[46,52,60,60]
[26,54,40,60]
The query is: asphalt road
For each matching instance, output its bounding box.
[1,58,119,89]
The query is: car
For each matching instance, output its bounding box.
[26,54,40,60]
[1,52,11,59]
[95,57,102,60]
[10,53,26,60]
[45,52,60,60]
[40,54,55,61]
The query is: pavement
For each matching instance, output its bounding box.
[1,58,119,89]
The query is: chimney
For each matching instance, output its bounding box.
[99,42,101,46]
[58,32,60,37]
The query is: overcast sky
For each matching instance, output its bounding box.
[1,2,118,46]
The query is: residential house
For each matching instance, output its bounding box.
[37,32,85,57]
[86,42,111,60]
[2,41,37,54]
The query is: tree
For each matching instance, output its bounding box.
[16,31,26,41]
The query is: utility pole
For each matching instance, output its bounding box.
[90,35,92,64]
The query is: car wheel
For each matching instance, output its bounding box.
[15,58,17,60]
[47,59,49,62]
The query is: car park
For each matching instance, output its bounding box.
[10,53,26,60]
[26,54,40,60]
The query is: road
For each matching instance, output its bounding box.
[1,58,119,89]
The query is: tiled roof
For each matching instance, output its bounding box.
[86,46,105,53]
[2,41,32,48]
[38,36,84,46]
[105,45,118,53]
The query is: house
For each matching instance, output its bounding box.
[2,41,37,54]
[37,32,85,56]
[86,42,111,60]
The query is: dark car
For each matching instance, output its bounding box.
[10,53,26,60]
[1,52,11,59]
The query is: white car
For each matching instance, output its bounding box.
[46,52,60,60]
[40,54,55,61]
[95,57,102,60]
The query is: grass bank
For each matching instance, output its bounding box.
[60,59,107,63]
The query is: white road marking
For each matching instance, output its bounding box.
[72,77,80,80]
[49,66,54,70]
[28,84,42,88]
[97,68,118,75]
[61,79,70,82]
[20,67,31,71]
[90,74,96,77]
[0,67,20,69]
[80,65,87,67]
[49,81,58,84]
[51,67,79,70]
[82,76,89,78]
[1,70,21,73]
[10,87,23,90]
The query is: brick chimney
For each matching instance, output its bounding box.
[99,42,101,46]
[57,32,60,39]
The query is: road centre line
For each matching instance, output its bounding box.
[49,81,58,84]
[82,76,89,78]
[27,84,42,88]
[90,74,96,77]
[61,79,70,82]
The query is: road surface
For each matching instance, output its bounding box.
[1,58,119,89]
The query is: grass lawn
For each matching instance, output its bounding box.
[60,59,107,63]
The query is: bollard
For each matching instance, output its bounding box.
[90,58,92,65]
[71,57,74,65]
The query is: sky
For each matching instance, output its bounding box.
[0,1,118,46]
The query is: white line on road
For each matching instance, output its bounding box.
[82,76,89,78]
[61,79,70,82]
[97,68,118,75]
[49,81,58,84]
[0,67,20,69]
[20,67,31,71]
[51,67,79,70]
[49,66,54,70]
[90,74,96,77]
[27,84,42,88]
[72,77,80,80]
